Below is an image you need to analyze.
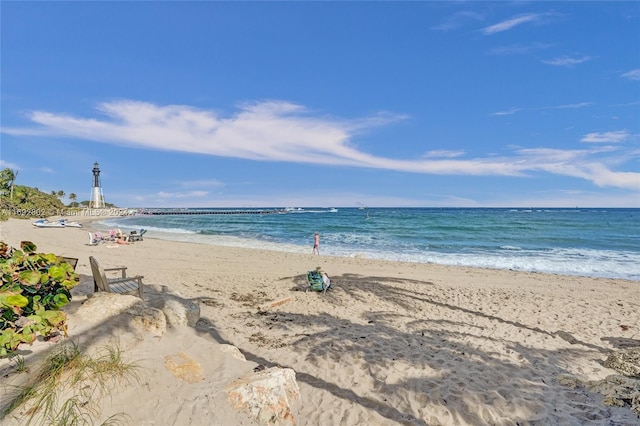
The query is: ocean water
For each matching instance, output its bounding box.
[99,208,640,281]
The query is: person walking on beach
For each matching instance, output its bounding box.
[312,232,320,255]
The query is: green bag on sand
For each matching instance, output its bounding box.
[306,270,325,292]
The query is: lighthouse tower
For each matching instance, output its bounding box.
[90,162,105,208]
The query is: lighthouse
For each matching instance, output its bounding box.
[90,162,105,208]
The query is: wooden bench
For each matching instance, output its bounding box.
[89,256,144,298]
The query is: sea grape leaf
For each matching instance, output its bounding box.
[57,262,74,274]
[20,241,37,253]
[51,293,70,309]
[10,250,26,264]
[0,329,23,351]
[0,242,9,257]
[0,293,29,308]
[60,279,78,290]
[20,327,36,344]
[40,310,66,327]
[48,265,66,281]
[42,294,54,307]
[21,285,39,295]
[18,270,40,285]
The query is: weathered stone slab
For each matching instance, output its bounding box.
[77,292,143,323]
[160,296,201,327]
[227,367,300,424]
[128,305,167,337]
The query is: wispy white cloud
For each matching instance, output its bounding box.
[431,11,483,32]
[3,99,639,191]
[491,102,592,116]
[554,102,594,110]
[491,108,522,116]
[178,179,224,188]
[542,55,594,66]
[510,147,638,189]
[581,130,630,143]
[0,160,20,170]
[423,150,465,158]
[158,190,209,198]
[611,100,640,107]
[488,42,552,56]
[483,190,640,208]
[621,69,640,80]
[482,13,542,35]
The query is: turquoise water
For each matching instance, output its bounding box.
[100,208,640,280]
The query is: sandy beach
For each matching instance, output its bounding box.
[1,217,639,425]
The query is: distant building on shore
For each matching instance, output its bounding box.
[90,162,105,208]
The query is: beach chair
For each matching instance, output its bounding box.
[306,269,330,294]
[128,229,147,242]
[89,256,144,298]
[87,232,100,246]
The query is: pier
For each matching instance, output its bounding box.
[139,209,286,216]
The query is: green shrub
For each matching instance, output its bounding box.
[0,241,79,356]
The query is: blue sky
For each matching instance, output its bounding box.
[2,1,639,208]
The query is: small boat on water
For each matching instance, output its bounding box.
[33,219,83,228]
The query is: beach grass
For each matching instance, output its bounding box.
[8,355,27,374]
[1,341,140,426]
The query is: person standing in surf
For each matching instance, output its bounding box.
[313,232,320,255]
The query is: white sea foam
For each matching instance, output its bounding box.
[141,230,640,280]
